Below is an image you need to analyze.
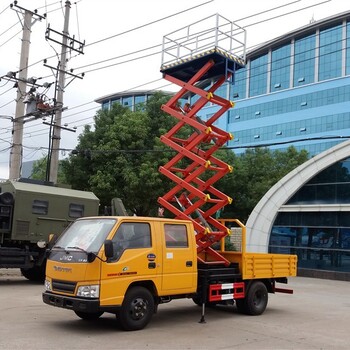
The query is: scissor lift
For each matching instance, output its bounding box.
[158,14,246,266]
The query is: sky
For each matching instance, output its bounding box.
[0,0,349,179]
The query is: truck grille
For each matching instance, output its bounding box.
[52,280,76,294]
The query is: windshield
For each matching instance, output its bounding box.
[55,218,117,253]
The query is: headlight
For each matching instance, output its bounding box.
[44,279,52,291]
[77,285,100,298]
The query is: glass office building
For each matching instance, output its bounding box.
[95,90,171,112]
[189,11,350,280]
[246,139,350,280]
[195,11,350,157]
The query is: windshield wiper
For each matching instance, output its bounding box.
[52,245,65,250]
[66,246,89,253]
[66,246,105,262]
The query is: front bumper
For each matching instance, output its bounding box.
[42,291,100,313]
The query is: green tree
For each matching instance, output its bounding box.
[30,156,67,184]
[61,92,309,220]
[217,147,309,222]
[62,92,176,216]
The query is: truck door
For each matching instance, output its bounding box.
[100,221,161,307]
[161,222,197,292]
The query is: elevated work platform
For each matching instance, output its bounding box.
[158,14,246,266]
[160,14,246,82]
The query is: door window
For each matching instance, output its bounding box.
[164,224,188,247]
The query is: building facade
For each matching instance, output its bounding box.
[95,90,172,112]
[246,139,350,280]
[195,10,350,157]
[188,11,350,279]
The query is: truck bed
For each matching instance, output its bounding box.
[206,250,297,281]
[242,252,297,280]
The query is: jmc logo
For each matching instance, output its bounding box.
[60,255,73,261]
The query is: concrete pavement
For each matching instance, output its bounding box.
[0,269,349,349]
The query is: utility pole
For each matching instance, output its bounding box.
[45,0,84,183]
[9,2,44,179]
[49,0,71,184]
[9,3,44,179]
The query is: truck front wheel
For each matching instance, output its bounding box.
[118,286,155,331]
[236,281,268,316]
[74,311,104,320]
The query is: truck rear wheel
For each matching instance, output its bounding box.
[74,311,104,320]
[235,281,268,316]
[118,286,154,331]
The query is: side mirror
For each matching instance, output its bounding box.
[104,240,114,258]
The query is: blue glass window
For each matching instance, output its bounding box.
[122,96,133,108]
[271,44,291,91]
[294,34,315,86]
[287,158,350,205]
[135,95,146,111]
[102,101,110,110]
[230,67,246,100]
[111,98,121,107]
[216,84,227,99]
[347,21,350,75]
[249,54,268,97]
[319,24,342,81]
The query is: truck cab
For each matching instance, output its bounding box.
[43,216,198,330]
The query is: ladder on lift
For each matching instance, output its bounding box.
[158,14,246,266]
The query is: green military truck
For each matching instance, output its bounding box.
[0,179,99,281]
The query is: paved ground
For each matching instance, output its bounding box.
[0,268,349,350]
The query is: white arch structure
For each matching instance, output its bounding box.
[245,139,350,252]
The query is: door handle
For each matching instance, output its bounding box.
[186,261,192,267]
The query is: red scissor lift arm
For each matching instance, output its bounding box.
[158,15,246,266]
[158,14,246,266]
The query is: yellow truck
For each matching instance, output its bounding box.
[43,17,298,331]
[42,216,297,331]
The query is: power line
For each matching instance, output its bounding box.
[85,0,214,47]
[19,134,350,157]
[0,31,347,130]
[0,21,18,38]
[0,0,323,85]
[0,31,348,142]
[226,135,350,149]
[5,0,214,77]
[0,3,9,16]
[52,1,341,83]
[0,1,347,152]
[0,78,171,140]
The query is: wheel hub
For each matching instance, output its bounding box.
[130,298,147,320]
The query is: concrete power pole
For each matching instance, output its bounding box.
[9,3,45,180]
[9,10,32,180]
[49,0,71,184]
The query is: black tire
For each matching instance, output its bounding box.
[74,311,104,320]
[236,281,268,316]
[235,298,247,314]
[118,286,154,331]
[21,265,46,282]
[0,192,14,205]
